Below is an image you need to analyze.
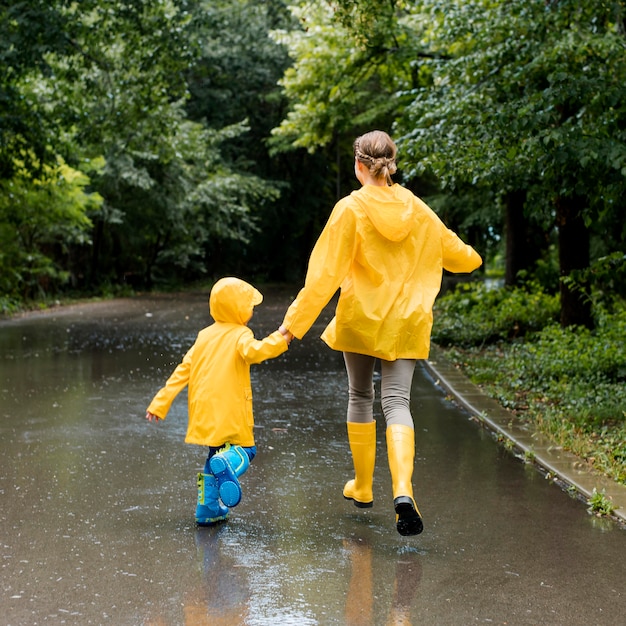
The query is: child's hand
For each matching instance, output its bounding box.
[279,325,293,345]
[145,411,161,422]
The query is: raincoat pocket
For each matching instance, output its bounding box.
[245,387,254,427]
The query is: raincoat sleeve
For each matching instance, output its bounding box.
[146,345,194,420]
[282,201,357,339]
[238,329,289,365]
[440,226,483,273]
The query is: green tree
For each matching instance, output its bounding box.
[394,0,626,326]
[0,159,101,299]
[41,0,203,287]
[271,1,493,260]
[2,0,287,292]
[275,0,626,324]
[185,0,338,281]
[0,0,73,179]
[271,1,414,152]
[90,119,280,287]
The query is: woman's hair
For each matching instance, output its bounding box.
[353,130,398,185]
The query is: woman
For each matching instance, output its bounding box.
[280,130,482,536]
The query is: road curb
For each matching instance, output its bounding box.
[424,347,626,526]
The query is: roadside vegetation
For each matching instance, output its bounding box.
[432,268,626,488]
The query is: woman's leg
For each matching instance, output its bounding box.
[343,352,376,423]
[381,359,423,535]
[342,352,377,507]
[380,358,415,428]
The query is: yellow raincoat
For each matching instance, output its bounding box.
[283,184,482,360]
[147,278,288,447]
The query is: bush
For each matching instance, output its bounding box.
[0,295,22,316]
[432,281,560,347]
[519,310,626,387]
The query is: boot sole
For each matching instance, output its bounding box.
[344,495,374,509]
[196,516,228,527]
[219,480,242,508]
[210,456,242,507]
[394,496,424,536]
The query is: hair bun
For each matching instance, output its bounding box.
[353,131,397,185]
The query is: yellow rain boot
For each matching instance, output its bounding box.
[386,424,423,536]
[343,420,376,508]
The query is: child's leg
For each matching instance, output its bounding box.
[209,444,256,507]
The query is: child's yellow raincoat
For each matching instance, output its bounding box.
[147,278,288,447]
[283,184,482,360]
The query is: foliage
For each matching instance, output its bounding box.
[0,0,291,292]
[432,281,560,347]
[0,0,73,178]
[521,317,626,391]
[85,116,280,287]
[561,252,626,311]
[3,0,626,303]
[269,1,415,152]
[186,0,293,144]
[394,1,626,326]
[0,158,101,298]
[396,1,626,205]
[271,0,626,326]
[184,0,331,282]
[435,286,626,485]
[36,1,214,286]
[587,489,616,517]
[269,1,498,272]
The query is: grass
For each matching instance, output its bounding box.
[433,282,626,488]
[440,342,626,485]
[587,489,616,517]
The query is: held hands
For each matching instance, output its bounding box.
[279,325,294,345]
[145,411,161,423]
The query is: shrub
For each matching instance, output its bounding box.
[432,281,560,347]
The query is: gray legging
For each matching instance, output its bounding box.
[343,352,416,428]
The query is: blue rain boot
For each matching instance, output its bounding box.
[209,444,250,507]
[195,473,229,526]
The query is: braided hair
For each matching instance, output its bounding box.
[353,130,398,186]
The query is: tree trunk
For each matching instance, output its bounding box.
[90,216,104,286]
[504,189,547,286]
[504,190,523,286]
[556,195,593,328]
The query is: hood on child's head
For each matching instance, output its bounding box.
[209,277,263,325]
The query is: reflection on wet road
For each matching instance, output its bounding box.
[1,290,624,625]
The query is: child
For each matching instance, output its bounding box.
[145,277,290,526]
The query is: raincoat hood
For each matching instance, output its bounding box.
[352,184,415,242]
[209,277,263,325]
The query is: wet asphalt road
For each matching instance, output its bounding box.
[0,289,624,625]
